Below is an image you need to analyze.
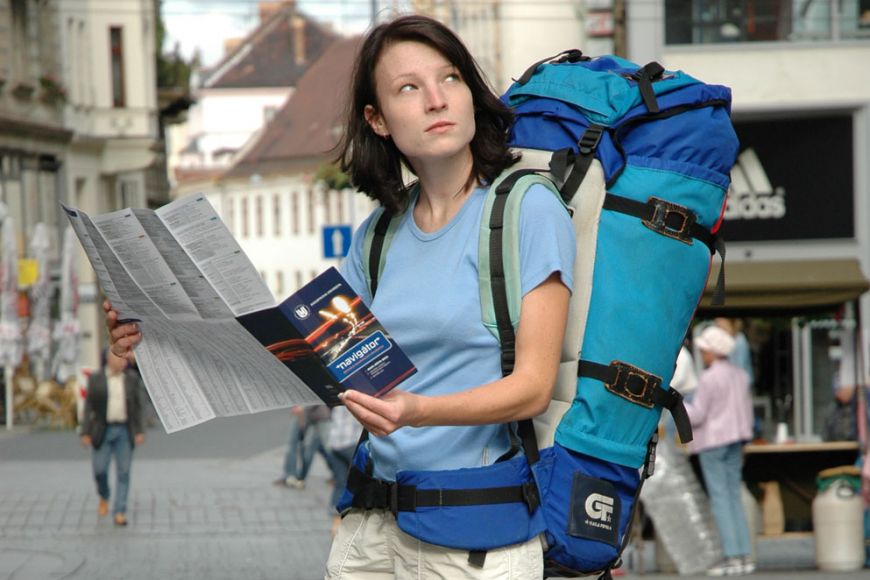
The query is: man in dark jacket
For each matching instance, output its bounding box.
[80,349,146,526]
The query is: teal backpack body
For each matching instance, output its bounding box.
[344,51,739,578]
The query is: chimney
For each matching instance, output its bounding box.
[292,15,305,65]
[259,1,289,23]
[223,37,243,56]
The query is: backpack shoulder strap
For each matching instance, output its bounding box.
[478,168,567,377]
[361,207,401,298]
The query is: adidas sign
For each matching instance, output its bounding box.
[725,148,786,220]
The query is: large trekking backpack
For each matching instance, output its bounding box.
[354,51,739,578]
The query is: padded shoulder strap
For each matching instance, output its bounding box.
[361,207,403,298]
[478,169,567,374]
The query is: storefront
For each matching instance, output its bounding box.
[694,113,869,531]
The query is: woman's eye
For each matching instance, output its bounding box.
[445,73,460,83]
[399,83,415,93]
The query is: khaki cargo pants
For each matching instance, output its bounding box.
[325,509,544,579]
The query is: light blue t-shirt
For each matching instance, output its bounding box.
[341,183,575,480]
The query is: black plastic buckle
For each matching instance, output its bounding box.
[578,125,603,156]
[641,197,696,245]
[604,361,662,409]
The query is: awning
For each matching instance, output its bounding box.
[700,258,870,314]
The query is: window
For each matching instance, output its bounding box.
[665,0,870,44]
[241,198,249,238]
[337,190,345,223]
[323,189,332,224]
[291,192,300,234]
[295,270,303,290]
[276,271,284,296]
[110,26,125,107]
[119,179,137,208]
[273,194,281,236]
[306,188,315,234]
[226,197,235,235]
[255,195,263,237]
[10,0,29,81]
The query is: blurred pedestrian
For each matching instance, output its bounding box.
[299,404,332,486]
[274,406,307,489]
[324,405,361,535]
[274,404,332,489]
[79,349,146,527]
[686,325,755,576]
[663,341,699,444]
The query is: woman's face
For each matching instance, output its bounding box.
[365,40,475,169]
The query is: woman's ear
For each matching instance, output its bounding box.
[364,105,389,138]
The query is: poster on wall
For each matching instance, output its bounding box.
[721,114,854,242]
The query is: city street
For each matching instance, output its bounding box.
[1,411,868,580]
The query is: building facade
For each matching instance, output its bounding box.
[0,0,162,372]
[175,36,374,300]
[411,0,588,92]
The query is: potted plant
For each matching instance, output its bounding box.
[38,75,66,105]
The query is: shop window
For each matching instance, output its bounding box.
[665,0,870,44]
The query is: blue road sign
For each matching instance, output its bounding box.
[323,225,352,259]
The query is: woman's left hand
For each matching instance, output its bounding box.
[340,389,423,437]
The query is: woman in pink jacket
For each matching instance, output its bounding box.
[687,324,755,576]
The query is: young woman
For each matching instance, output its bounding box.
[108,14,575,578]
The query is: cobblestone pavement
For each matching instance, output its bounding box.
[1,411,868,580]
[0,410,335,580]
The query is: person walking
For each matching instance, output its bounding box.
[274,406,307,489]
[79,349,146,527]
[106,14,574,578]
[324,405,360,535]
[686,325,755,576]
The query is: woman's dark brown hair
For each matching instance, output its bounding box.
[335,15,517,213]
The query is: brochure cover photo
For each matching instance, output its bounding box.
[239,268,417,402]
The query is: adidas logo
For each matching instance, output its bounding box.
[725,148,786,220]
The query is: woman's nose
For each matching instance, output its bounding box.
[424,84,447,112]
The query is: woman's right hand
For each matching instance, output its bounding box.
[104,300,141,363]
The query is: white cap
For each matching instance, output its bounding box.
[696,325,736,358]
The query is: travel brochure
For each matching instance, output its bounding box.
[62,194,415,432]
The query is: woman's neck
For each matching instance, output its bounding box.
[412,151,475,233]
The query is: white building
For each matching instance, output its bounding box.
[167,1,338,184]
[176,37,374,300]
[411,0,588,91]
[0,0,163,370]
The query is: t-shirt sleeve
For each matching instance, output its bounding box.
[518,183,576,296]
[339,210,378,306]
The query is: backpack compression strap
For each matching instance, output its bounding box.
[548,125,727,307]
[577,360,693,444]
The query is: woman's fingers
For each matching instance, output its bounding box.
[341,391,398,436]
